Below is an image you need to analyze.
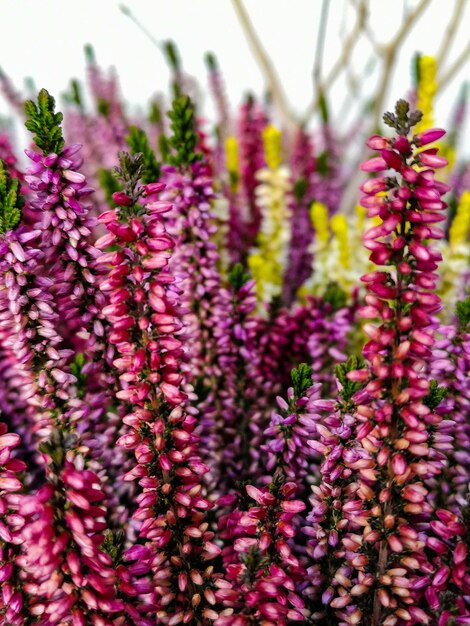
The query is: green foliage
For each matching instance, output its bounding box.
[423,379,447,411]
[205,52,217,71]
[0,160,24,235]
[228,263,250,292]
[98,167,122,205]
[24,88,64,155]
[383,99,423,136]
[167,95,202,169]
[63,79,83,110]
[293,177,308,201]
[163,40,180,71]
[323,282,347,310]
[159,134,170,163]
[38,428,77,472]
[291,363,313,400]
[113,151,144,198]
[456,297,470,330]
[163,41,182,98]
[336,356,365,403]
[97,98,111,118]
[316,151,329,177]
[70,353,87,399]
[126,125,160,183]
[412,52,421,88]
[84,43,95,64]
[102,529,125,562]
[318,89,329,124]
[149,100,163,126]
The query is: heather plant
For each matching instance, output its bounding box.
[0,32,469,625]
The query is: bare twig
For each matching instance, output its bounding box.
[436,0,468,70]
[303,0,368,124]
[119,5,161,49]
[438,39,470,92]
[313,0,331,92]
[371,0,431,128]
[339,0,431,219]
[231,0,295,131]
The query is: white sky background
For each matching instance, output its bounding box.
[0,0,469,155]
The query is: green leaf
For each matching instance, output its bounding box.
[228,263,250,292]
[456,297,470,330]
[98,167,122,205]
[412,52,421,88]
[291,363,313,400]
[293,177,308,201]
[318,89,329,124]
[24,88,64,155]
[113,151,145,199]
[323,282,347,310]
[97,98,111,118]
[84,43,95,64]
[336,356,365,403]
[149,100,163,126]
[205,52,217,71]
[167,95,202,169]
[423,379,447,411]
[0,160,24,235]
[163,40,180,71]
[126,125,161,183]
[316,151,329,177]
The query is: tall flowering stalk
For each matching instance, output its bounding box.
[24,90,105,348]
[217,365,334,625]
[263,363,332,489]
[216,474,307,626]
[224,135,248,265]
[429,298,470,512]
[160,96,221,383]
[237,96,266,252]
[306,100,470,625]
[22,90,121,487]
[0,421,27,625]
[202,264,262,490]
[248,125,291,309]
[356,101,470,624]
[205,53,231,179]
[439,190,470,312]
[283,128,316,305]
[415,55,437,134]
[305,357,371,624]
[0,117,139,626]
[98,152,224,624]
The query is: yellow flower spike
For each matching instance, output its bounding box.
[415,56,437,134]
[370,215,383,227]
[225,136,239,176]
[262,125,282,171]
[310,201,329,245]
[355,204,367,235]
[450,191,470,249]
[330,214,351,270]
[248,251,277,304]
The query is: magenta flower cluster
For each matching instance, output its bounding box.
[0,71,468,626]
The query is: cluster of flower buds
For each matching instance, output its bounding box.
[0,422,26,625]
[97,156,225,624]
[217,476,307,625]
